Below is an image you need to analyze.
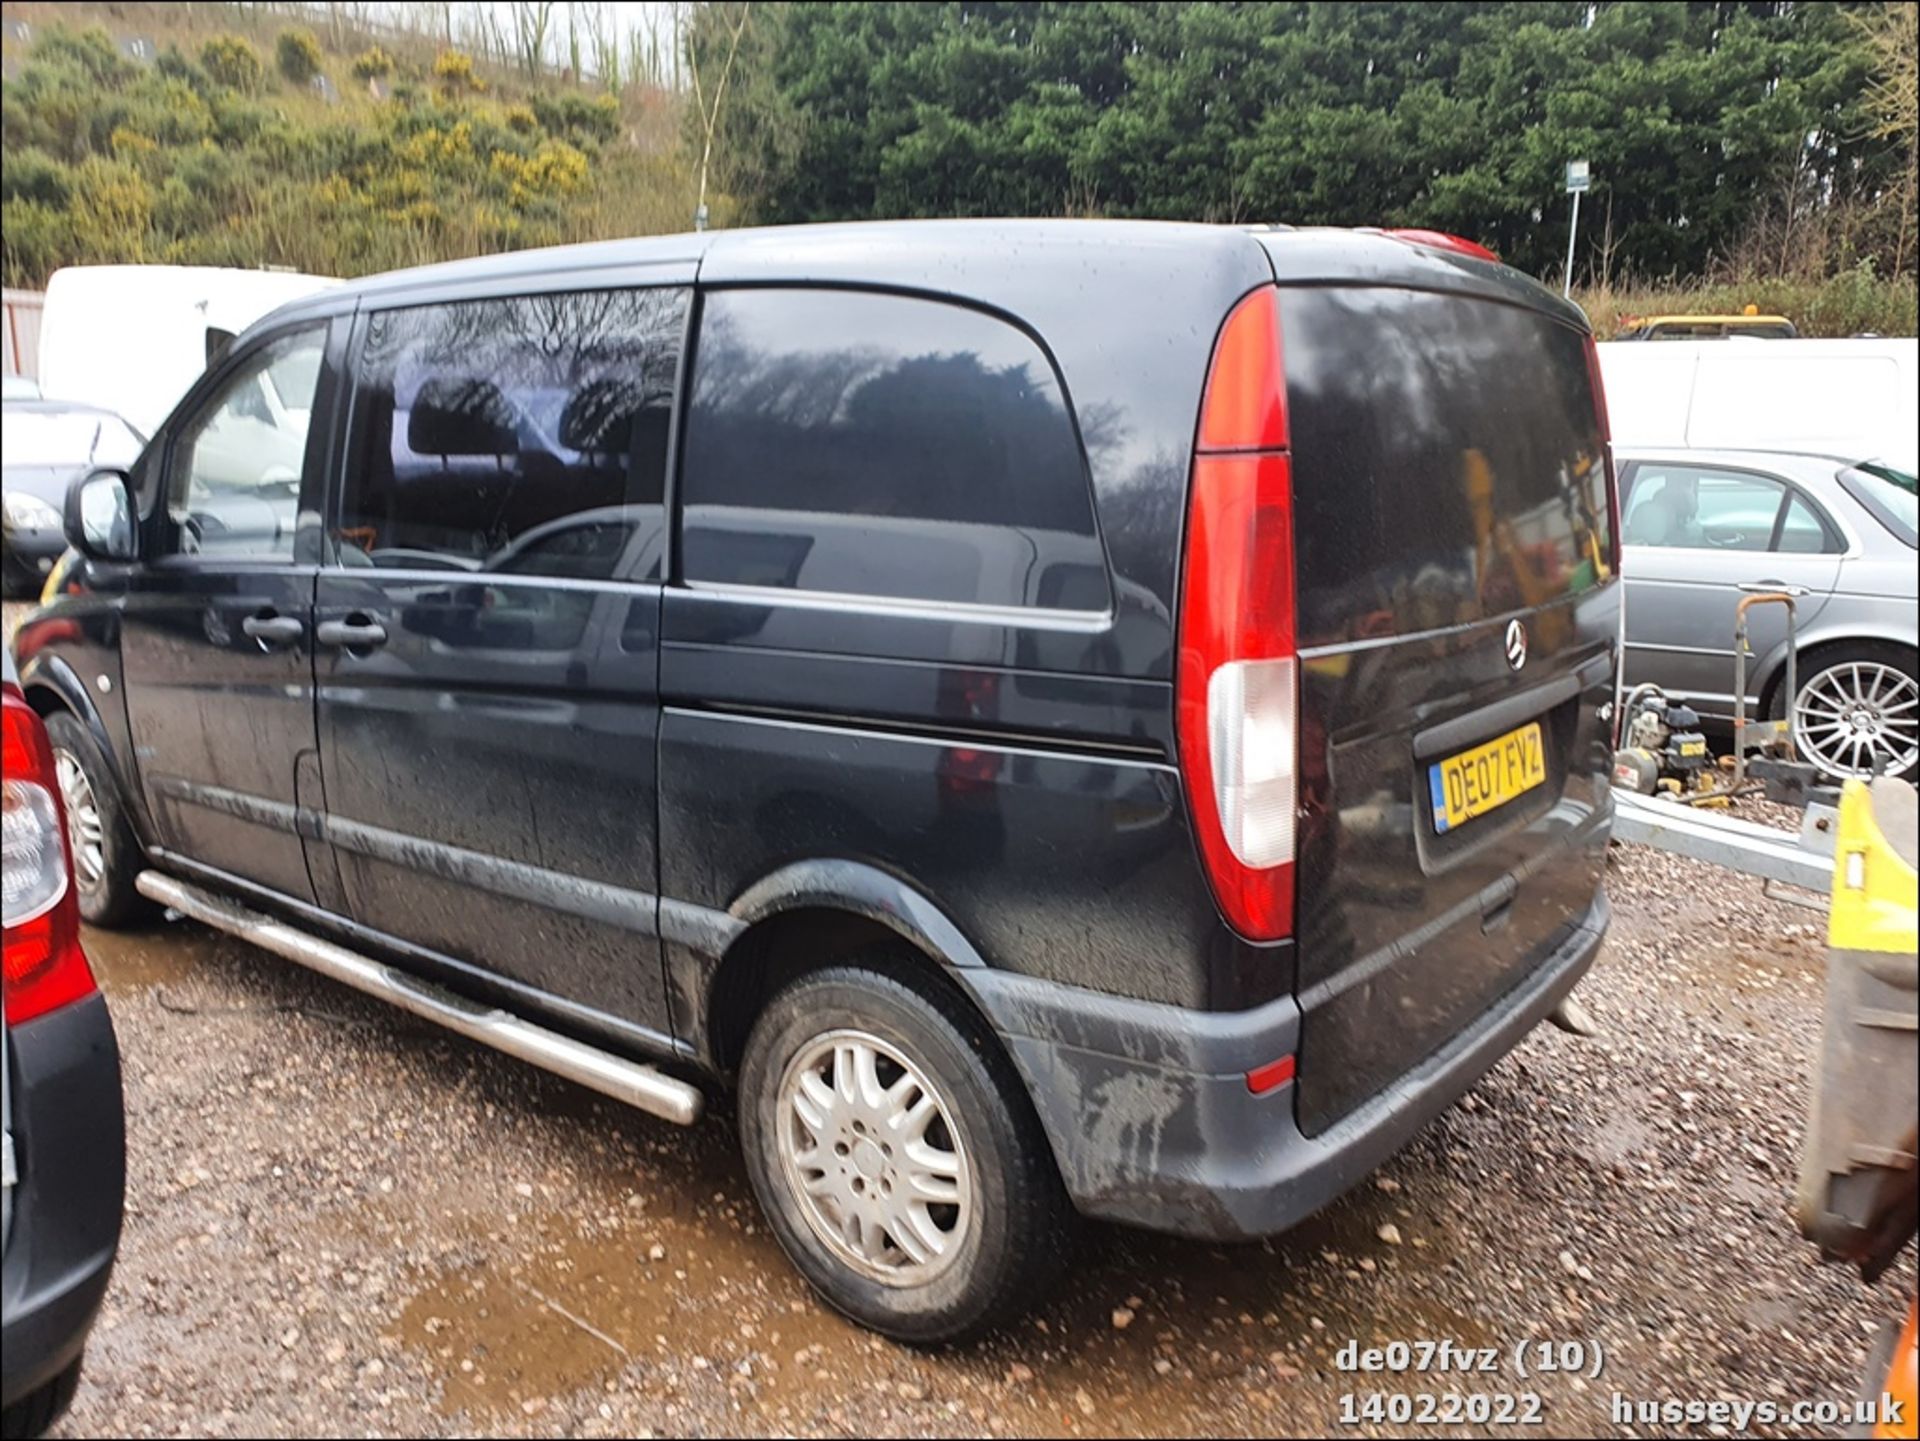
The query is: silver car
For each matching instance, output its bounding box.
[1617,447,1918,780]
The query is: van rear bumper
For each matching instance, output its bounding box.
[969,888,1608,1241]
[3,992,125,1413]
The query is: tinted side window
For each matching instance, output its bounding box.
[679,288,1109,612]
[337,288,686,579]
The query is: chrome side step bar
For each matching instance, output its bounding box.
[135,872,704,1127]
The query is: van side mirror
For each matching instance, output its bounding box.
[64,469,139,562]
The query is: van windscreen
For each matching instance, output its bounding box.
[1279,287,1611,649]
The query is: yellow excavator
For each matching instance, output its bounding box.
[1796,778,1918,1439]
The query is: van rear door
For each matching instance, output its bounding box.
[1275,280,1618,1137]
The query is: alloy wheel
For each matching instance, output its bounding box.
[1793,661,1919,779]
[776,1028,972,1286]
[53,748,106,892]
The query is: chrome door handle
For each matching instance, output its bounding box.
[315,617,388,650]
[241,612,304,648]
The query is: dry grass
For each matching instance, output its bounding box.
[1575,270,1917,340]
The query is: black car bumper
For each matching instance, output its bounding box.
[3,991,125,1413]
[970,889,1608,1241]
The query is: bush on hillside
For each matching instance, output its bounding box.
[350,46,394,82]
[276,29,324,86]
[432,49,484,97]
[200,35,264,94]
[530,91,619,144]
[0,24,694,287]
[0,147,74,207]
[35,25,134,89]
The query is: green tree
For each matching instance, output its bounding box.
[685,2,802,222]
[711,0,1911,282]
[1850,3,1917,275]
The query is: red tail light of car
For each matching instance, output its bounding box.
[1176,287,1299,942]
[3,682,97,1025]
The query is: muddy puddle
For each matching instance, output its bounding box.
[396,1215,855,1422]
[82,920,224,994]
[372,1128,1484,1431]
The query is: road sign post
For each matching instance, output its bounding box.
[1563,159,1590,298]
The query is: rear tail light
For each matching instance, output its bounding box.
[1382,228,1500,263]
[1582,336,1621,573]
[3,682,97,1025]
[1177,288,1299,941]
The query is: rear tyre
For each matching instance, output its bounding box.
[1774,644,1919,782]
[737,958,1072,1345]
[1,1357,83,1440]
[43,710,151,928]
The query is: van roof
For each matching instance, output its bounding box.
[259,218,1586,334]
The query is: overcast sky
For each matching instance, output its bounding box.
[329,2,683,80]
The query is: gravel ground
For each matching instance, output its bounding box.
[8,599,1910,1438]
[21,831,1904,1438]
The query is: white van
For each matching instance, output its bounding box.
[37,265,338,436]
[1597,337,1919,463]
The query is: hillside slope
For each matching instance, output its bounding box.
[1,5,695,286]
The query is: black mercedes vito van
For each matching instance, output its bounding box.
[13,219,1619,1343]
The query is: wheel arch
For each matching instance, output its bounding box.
[1757,627,1920,717]
[18,653,144,841]
[702,860,998,1078]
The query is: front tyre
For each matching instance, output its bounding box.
[44,710,151,928]
[737,960,1071,1345]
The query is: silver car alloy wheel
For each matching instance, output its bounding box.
[54,748,106,891]
[1794,661,1920,779]
[776,1027,972,1286]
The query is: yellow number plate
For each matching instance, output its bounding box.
[1428,722,1546,833]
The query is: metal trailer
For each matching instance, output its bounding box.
[1611,786,1837,894]
[1609,581,1844,892]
